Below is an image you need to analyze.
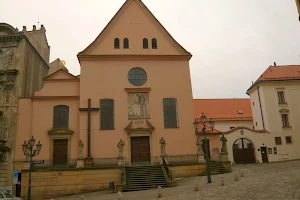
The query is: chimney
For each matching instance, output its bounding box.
[40,24,46,33]
[22,26,27,32]
[274,62,276,66]
[15,27,18,31]
[33,25,36,31]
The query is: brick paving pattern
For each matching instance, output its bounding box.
[54,160,300,200]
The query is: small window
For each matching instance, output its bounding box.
[163,98,178,128]
[252,102,254,106]
[53,105,69,128]
[100,99,114,130]
[0,51,3,70]
[285,136,292,144]
[277,91,286,104]
[281,114,289,127]
[114,38,120,49]
[253,126,255,129]
[124,38,129,49]
[143,38,148,49]
[255,122,258,126]
[275,137,282,145]
[230,127,235,129]
[273,147,277,154]
[152,38,157,49]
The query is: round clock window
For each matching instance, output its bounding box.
[128,67,147,86]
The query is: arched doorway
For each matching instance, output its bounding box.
[233,138,255,164]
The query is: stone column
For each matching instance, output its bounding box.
[76,140,84,168]
[196,136,205,163]
[117,139,125,166]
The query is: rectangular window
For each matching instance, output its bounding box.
[277,91,286,104]
[275,137,282,145]
[163,98,178,128]
[281,114,289,127]
[100,99,114,130]
[53,105,69,128]
[285,136,292,144]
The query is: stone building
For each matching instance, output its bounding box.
[0,23,50,192]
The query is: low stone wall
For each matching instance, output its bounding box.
[21,167,121,200]
[169,163,205,178]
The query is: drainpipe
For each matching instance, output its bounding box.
[257,86,265,130]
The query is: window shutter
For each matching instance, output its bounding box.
[53,105,69,128]
[163,98,178,128]
[100,99,114,130]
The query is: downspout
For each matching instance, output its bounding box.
[257,86,265,130]
[23,51,29,98]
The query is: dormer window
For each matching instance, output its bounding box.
[124,38,129,49]
[143,38,148,49]
[114,38,120,49]
[237,110,243,114]
[152,38,157,49]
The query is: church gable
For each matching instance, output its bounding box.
[43,69,78,81]
[79,0,191,56]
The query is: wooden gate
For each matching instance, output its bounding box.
[233,138,255,164]
[131,136,151,165]
[53,139,68,165]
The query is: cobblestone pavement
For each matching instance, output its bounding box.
[54,160,300,200]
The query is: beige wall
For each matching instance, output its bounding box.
[214,120,253,132]
[225,129,278,163]
[79,59,196,162]
[14,77,80,167]
[21,168,121,200]
[248,81,300,160]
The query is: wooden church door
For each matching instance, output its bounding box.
[131,136,151,165]
[53,139,68,165]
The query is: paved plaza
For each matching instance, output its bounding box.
[54,160,300,200]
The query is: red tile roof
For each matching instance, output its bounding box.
[247,65,300,93]
[194,99,252,121]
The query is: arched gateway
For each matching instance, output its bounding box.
[233,138,255,164]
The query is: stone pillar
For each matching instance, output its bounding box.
[76,140,84,168]
[117,139,125,166]
[196,136,205,163]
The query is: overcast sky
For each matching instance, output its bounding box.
[1,0,300,98]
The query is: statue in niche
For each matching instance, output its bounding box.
[220,134,228,153]
[78,140,84,159]
[117,139,125,157]
[196,136,204,154]
[159,137,166,156]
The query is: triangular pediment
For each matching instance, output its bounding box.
[78,0,191,57]
[125,119,155,133]
[43,69,79,81]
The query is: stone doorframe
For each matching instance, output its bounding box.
[127,131,153,166]
[48,128,73,165]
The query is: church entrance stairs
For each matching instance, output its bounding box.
[124,165,168,191]
[199,160,231,176]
